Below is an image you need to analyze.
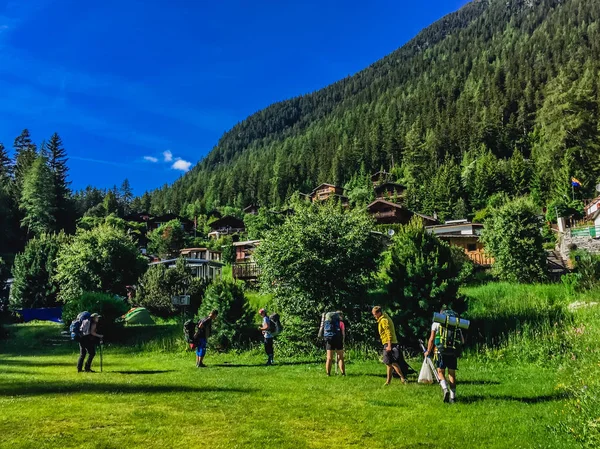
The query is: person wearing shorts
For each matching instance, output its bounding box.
[424,311,464,403]
[372,306,406,385]
[322,311,346,376]
[194,310,218,368]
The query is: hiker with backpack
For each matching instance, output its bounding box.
[372,306,407,385]
[318,311,346,376]
[259,309,279,366]
[73,312,103,373]
[423,308,467,403]
[194,309,218,368]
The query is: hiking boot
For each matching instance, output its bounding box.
[84,369,96,373]
[443,389,450,403]
[449,397,456,404]
[197,363,206,368]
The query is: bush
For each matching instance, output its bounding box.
[55,224,148,304]
[255,202,382,349]
[62,291,130,338]
[9,232,68,311]
[481,196,547,283]
[196,279,256,350]
[136,259,209,317]
[147,219,187,258]
[570,250,600,291]
[382,217,467,342]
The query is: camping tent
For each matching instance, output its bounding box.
[123,307,155,325]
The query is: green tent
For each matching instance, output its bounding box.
[123,307,155,325]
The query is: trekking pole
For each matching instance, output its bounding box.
[335,352,338,375]
[100,341,103,373]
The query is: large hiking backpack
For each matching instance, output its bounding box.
[434,310,463,356]
[183,319,197,344]
[323,312,341,338]
[70,311,91,341]
[269,313,282,336]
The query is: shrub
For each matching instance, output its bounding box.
[136,259,209,317]
[55,224,148,304]
[9,232,68,310]
[196,279,256,350]
[62,291,130,337]
[481,196,547,283]
[147,219,187,258]
[570,250,600,291]
[382,217,467,342]
[255,202,382,349]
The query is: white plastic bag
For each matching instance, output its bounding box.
[418,359,434,384]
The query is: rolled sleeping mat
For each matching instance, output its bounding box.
[433,312,470,330]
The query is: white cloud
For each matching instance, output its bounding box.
[143,156,158,163]
[163,150,173,162]
[171,158,192,172]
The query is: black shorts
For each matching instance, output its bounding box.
[325,336,343,351]
[436,352,458,370]
[382,344,402,365]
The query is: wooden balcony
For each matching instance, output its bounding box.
[467,252,494,267]
[233,262,261,280]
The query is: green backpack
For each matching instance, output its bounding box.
[434,310,463,355]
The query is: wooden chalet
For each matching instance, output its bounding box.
[366,200,438,226]
[374,182,407,201]
[180,247,222,262]
[243,204,260,215]
[208,215,245,239]
[310,183,349,206]
[148,255,223,281]
[123,212,153,224]
[426,220,493,267]
[585,196,600,221]
[147,213,193,232]
[232,240,261,281]
[371,171,392,186]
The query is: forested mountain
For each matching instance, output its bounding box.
[149,0,599,220]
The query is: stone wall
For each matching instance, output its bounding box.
[558,234,600,263]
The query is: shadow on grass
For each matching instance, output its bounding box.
[113,370,174,375]
[214,360,321,368]
[459,392,569,404]
[0,382,256,397]
[0,359,74,367]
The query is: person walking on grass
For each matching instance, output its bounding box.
[259,309,274,366]
[77,313,103,373]
[318,311,346,376]
[372,306,407,385]
[424,308,465,403]
[195,309,218,368]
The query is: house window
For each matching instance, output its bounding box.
[467,243,477,252]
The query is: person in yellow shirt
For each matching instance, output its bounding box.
[372,306,407,385]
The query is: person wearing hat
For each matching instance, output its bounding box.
[259,309,274,366]
[77,313,103,373]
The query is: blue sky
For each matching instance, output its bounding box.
[0,0,468,195]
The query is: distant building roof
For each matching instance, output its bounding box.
[371,171,391,181]
[148,258,224,267]
[310,183,345,195]
[208,215,245,229]
[374,182,406,193]
[233,240,261,247]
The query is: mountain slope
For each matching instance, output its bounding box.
[148,0,600,219]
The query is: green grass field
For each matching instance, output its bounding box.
[0,324,578,449]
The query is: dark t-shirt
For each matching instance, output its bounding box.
[197,317,213,340]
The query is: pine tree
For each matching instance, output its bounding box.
[103,190,119,216]
[20,155,56,237]
[45,133,72,231]
[119,179,134,215]
[13,129,38,197]
[0,142,12,179]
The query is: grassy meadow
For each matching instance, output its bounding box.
[0,282,598,448]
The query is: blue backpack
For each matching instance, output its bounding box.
[70,311,91,341]
[323,312,341,338]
